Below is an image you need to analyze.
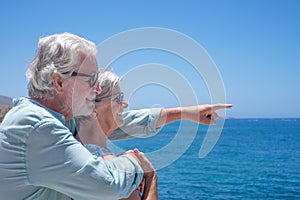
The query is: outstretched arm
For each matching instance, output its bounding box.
[156,104,233,128]
[110,104,232,140]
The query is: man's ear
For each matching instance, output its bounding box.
[52,72,65,93]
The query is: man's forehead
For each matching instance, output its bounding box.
[76,53,98,71]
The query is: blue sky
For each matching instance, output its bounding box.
[0,0,299,118]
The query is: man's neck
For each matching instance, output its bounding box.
[33,97,73,121]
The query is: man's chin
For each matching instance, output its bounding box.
[74,107,93,117]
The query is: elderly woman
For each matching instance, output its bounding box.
[75,71,158,200]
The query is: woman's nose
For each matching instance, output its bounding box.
[94,83,102,95]
[122,100,128,108]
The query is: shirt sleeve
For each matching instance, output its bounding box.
[26,119,144,199]
[109,108,162,141]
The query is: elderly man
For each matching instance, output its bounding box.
[0,33,153,200]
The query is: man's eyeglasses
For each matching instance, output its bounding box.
[71,71,99,87]
[95,92,124,105]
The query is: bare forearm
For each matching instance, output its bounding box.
[156,107,182,128]
[141,173,158,200]
[156,104,233,128]
[156,106,199,128]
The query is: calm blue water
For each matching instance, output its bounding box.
[113,119,300,199]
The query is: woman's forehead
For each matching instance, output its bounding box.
[98,85,121,98]
[110,85,121,94]
[114,85,121,91]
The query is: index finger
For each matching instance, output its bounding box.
[212,104,233,110]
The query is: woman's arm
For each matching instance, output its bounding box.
[133,150,158,200]
[141,172,158,200]
[110,104,232,140]
[156,104,233,128]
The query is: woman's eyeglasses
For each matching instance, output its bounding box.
[71,71,99,87]
[94,92,124,105]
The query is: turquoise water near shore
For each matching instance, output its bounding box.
[113,119,300,199]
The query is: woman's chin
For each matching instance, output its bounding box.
[116,119,124,128]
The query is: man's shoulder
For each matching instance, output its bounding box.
[7,97,64,128]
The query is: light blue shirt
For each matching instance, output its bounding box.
[84,144,114,157]
[0,97,143,200]
[109,108,162,140]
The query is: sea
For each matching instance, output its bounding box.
[112,118,300,200]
